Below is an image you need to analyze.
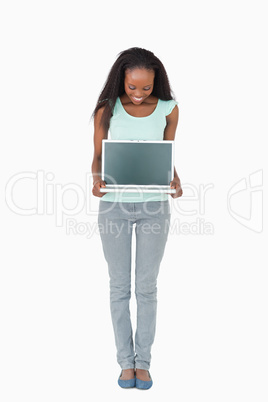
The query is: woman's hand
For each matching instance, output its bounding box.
[169,177,183,198]
[92,179,107,197]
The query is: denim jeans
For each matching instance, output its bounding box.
[98,200,171,370]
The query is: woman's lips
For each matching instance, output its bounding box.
[132,96,143,102]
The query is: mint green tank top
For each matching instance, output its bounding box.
[100,96,178,203]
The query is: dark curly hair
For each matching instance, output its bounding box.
[91,47,176,130]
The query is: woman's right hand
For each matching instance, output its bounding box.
[92,179,107,197]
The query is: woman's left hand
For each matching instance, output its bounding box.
[169,177,183,198]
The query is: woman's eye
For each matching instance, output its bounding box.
[128,86,151,91]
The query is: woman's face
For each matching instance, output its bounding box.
[124,68,155,105]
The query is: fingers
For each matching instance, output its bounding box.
[170,184,183,198]
[92,180,107,197]
[173,186,183,198]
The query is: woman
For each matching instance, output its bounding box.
[91,47,183,389]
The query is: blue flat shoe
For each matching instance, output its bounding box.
[135,371,153,390]
[118,371,136,389]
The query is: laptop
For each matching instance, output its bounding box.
[100,140,176,193]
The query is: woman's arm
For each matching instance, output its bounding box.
[91,107,108,197]
[164,105,183,198]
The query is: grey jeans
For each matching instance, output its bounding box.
[98,200,171,370]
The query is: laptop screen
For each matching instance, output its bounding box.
[102,140,174,186]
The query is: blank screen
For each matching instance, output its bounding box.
[103,142,173,185]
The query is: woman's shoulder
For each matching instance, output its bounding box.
[95,98,115,117]
[159,98,179,116]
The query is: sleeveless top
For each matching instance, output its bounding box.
[100,96,178,203]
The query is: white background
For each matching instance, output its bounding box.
[1,0,267,401]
